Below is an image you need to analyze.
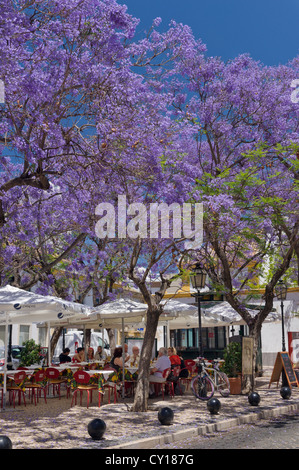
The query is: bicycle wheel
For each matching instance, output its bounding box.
[216,371,230,397]
[191,374,214,400]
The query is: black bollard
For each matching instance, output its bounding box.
[280,386,292,399]
[248,392,260,406]
[0,436,12,449]
[87,419,106,440]
[207,397,221,414]
[158,407,174,425]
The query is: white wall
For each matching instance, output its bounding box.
[261,316,299,366]
[260,298,299,366]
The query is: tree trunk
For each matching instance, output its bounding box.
[242,323,261,393]
[50,326,63,358]
[107,328,116,354]
[85,329,91,349]
[131,307,160,412]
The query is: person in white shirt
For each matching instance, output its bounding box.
[149,347,171,397]
[94,345,107,361]
[124,343,130,363]
[130,346,140,367]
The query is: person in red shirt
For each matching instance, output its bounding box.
[167,347,181,366]
[72,347,85,363]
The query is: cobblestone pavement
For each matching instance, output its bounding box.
[0,371,299,449]
[154,410,299,449]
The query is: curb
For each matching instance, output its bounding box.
[108,402,299,449]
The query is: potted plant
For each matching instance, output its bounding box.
[222,342,242,394]
[20,339,42,367]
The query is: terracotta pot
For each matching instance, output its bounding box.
[228,376,242,395]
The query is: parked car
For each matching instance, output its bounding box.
[0,345,24,370]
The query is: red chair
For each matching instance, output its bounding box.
[7,371,27,408]
[184,359,197,369]
[71,370,98,408]
[180,360,197,391]
[24,370,47,406]
[45,367,69,399]
[149,367,171,399]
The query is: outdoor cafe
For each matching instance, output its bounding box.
[0,286,204,410]
[0,286,276,411]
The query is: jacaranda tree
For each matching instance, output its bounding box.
[1,0,299,406]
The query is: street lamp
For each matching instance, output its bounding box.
[190,263,207,358]
[275,279,287,352]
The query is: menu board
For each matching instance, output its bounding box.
[242,337,254,376]
[269,352,298,388]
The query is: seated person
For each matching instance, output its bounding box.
[124,343,130,363]
[109,347,124,372]
[179,355,189,378]
[167,346,183,383]
[130,346,140,367]
[72,347,85,363]
[167,347,182,367]
[115,344,130,363]
[87,347,97,369]
[59,347,71,363]
[87,347,94,361]
[94,345,107,361]
[149,347,171,397]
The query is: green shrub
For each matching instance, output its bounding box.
[222,342,242,377]
[20,339,42,366]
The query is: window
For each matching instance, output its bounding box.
[187,329,193,347]
[180,329,188,348]
[38,327,47,346]
[208,328,216,348]
[218,327,225,349]
[172,326,226,353]
[19,325,30,345]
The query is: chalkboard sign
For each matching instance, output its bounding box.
[269,352,298,388]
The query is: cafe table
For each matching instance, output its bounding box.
[0,369,35,408]
[71,361,104,367]
[125,367,138,375]
[84,369,113,377]
[76,369,115,396]
[52,364,77,371]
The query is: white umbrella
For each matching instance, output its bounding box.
[203,301,284,325]
[164,312,222,329]
[85,298,149,328]
[160,299,198,316]
[165,300,293,332]
[0,285,91,410]
[0,285,90,324]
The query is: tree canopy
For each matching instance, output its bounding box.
[1,0,299,407]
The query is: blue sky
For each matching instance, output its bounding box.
[122,0,299,66]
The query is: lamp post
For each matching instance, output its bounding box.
[190,263,207,358]
[275,279,287,352]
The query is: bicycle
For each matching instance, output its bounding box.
[191,358,230,400]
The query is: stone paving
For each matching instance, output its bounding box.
[154,409,299,449]
[0,371,298,449]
